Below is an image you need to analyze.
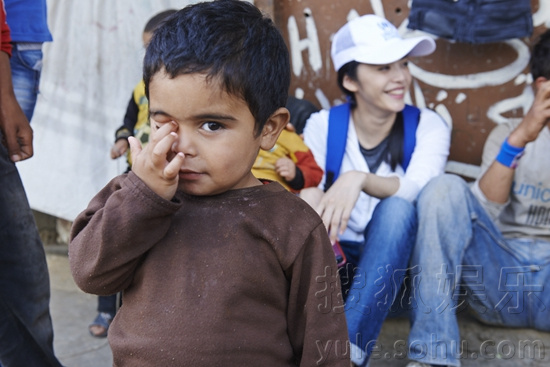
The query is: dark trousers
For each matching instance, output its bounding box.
[0,132,62,367]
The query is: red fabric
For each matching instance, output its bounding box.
[1,0,12,56]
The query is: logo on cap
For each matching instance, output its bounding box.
[377,20,399,40]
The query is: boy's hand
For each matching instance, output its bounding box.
[110,139,129,159]
[508,78,550,147]
[128,121,185,200]
[275,156,296,181]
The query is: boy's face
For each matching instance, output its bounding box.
[148,70,285,196]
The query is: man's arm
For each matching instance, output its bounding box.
[0,1,33,162]
[478,78,550,203]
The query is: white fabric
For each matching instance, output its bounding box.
[331,14,435,70]
[16,0,203,221]
[304,107,451,242]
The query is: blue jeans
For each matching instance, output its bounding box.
[0,133,62,366]
[9,44,44,121]
[408,174,550,366]
[97,294,118,315]
[343,197,418,366]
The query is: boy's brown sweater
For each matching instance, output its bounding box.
[69,172,350,366]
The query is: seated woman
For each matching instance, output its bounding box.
[301,14,451,367]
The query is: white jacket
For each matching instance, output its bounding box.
[304,107,451,242]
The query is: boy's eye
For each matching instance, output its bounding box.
[202,121,222,132]
[153,122,166,130]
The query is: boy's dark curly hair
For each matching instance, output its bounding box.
[143,0,290,136]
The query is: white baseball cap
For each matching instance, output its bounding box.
[331,14,436,71]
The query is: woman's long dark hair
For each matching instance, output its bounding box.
[337,61,405,171]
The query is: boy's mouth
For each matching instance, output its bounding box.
[179,169,202,180]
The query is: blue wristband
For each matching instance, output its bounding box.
[495,138,525,169]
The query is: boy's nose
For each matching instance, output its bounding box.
[172,129,196,156]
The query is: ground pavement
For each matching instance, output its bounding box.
[47,247,550,367]
[48,248,113,367]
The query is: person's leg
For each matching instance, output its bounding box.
[464,237,550,331]
[345,196,417,366]
[522,239,550,332]
[9,44,44,121]
[407,174,508,367]
[0,135,62,366]
[89,294,118,337]
[97,294,118,315]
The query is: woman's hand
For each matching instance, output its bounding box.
[316,171,368,243]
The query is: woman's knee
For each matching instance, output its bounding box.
[371,196,416,229]
[369,197,417,243]
[375,196,416,219]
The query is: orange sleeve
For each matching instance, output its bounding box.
[282,130,323,189]
[294,149,323,189]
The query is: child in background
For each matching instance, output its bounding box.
[69,1,349,366]
[88,8,177,339]
[252,97,323,193]
[110,9,177,172]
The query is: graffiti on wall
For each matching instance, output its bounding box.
[282,0,550,178]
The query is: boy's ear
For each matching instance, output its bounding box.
[259,107,290,151]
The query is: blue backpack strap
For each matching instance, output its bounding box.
[324,103,419,191]
[324,102,350,191]
[401,104,421,171]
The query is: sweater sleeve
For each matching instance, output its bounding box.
[122,91,139,132]
[114,92,139,142]
[1,0,12,56]
[394,108,451,201]
[286,222,350,366]
[68,172,181,295]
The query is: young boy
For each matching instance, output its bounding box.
[69,1,349,366]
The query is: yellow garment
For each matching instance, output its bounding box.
[252,129,320,191]
[127,80,150,166]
